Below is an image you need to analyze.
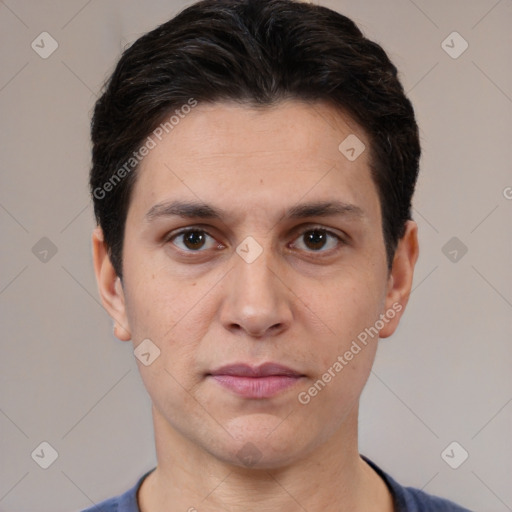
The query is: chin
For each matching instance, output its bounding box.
[210,416,312,470]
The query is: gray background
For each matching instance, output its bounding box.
[1,0,511,510]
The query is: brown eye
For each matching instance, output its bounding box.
[170,229,216,251]
[304,230,328,250]
[293,228,342,253]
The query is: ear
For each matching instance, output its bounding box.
[379,220,419,339]
[92,226,132,341]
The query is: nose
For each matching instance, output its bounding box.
[219,244,293,339]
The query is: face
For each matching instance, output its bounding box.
[94,100,417,469]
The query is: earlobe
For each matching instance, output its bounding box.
[92,226,132,341]
[379,220,419,339]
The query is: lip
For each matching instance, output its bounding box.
[209,362,303,378]
[207,362,305,399]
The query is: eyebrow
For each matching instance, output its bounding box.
[145,199,365,223]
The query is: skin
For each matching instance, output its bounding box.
[93,99,419,511]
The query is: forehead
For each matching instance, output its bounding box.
[144,100,366,167]
[128,100,379,224]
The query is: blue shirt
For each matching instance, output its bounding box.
[80,455,473,511]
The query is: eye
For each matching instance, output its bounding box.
[169,229,219,252]
[166,226,344,255]
[291,227,343,253]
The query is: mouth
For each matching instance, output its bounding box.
[207,362,305,399]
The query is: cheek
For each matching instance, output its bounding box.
[305,274,385,349]
[294,342,377,448]
[295,271,385,405]
[123,271,216,379]
[123,264,201,337]
[124,279,207,414]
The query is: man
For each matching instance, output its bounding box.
[86,0,473,510]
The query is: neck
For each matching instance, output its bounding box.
[138,403,393,512]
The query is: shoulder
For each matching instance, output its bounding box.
[79,468,156,512]
[81,494,120,512]
[396,483,474,511]
[361,455,474,512]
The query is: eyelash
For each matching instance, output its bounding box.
[165,225,346,256]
